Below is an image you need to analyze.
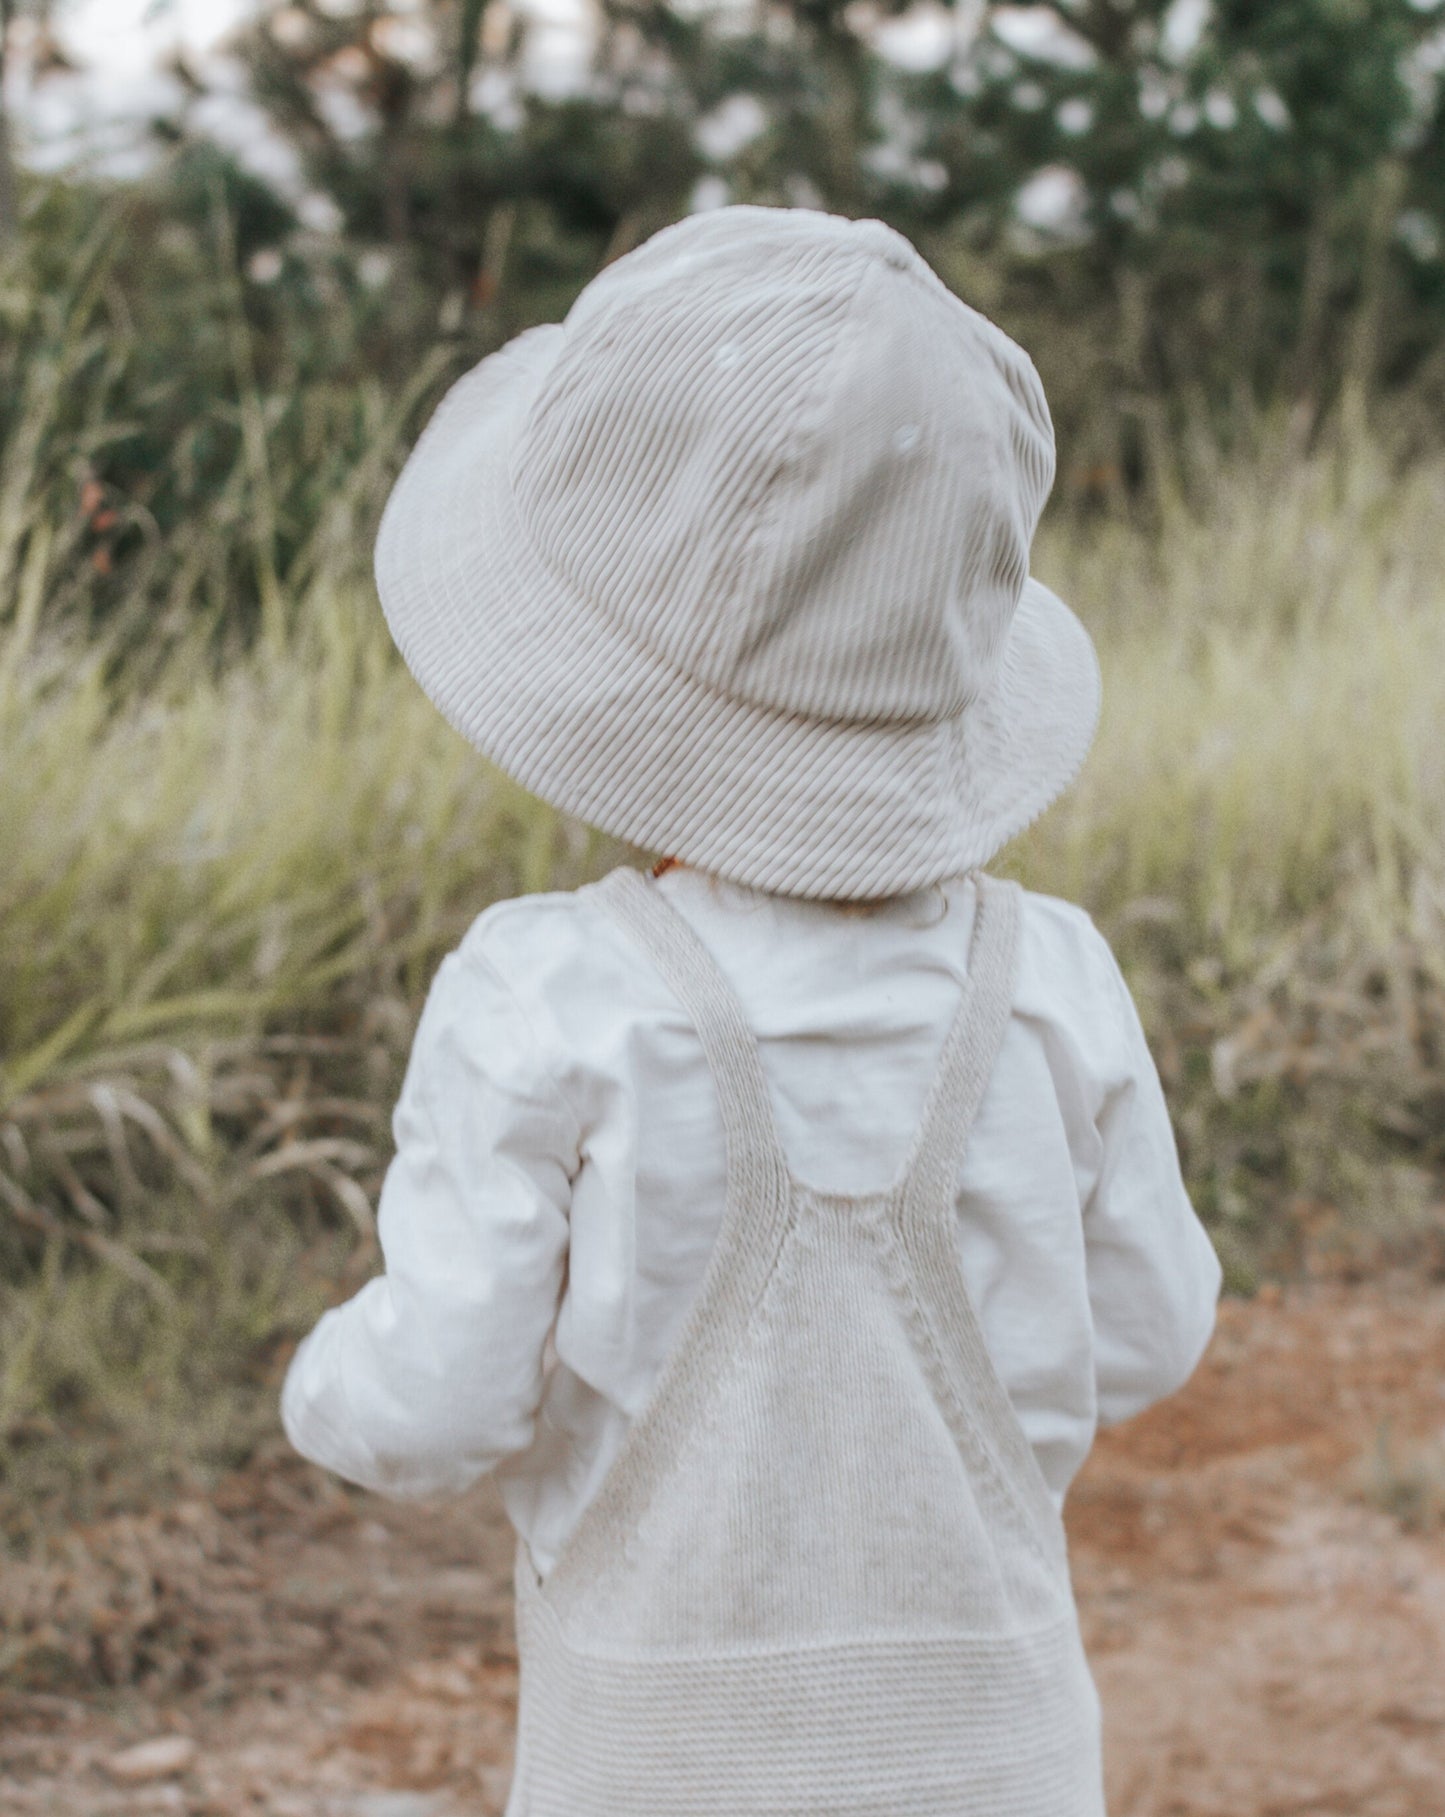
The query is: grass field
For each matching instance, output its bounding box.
[2,402,1443,1559]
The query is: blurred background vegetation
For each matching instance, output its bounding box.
[1,0,1443,1573]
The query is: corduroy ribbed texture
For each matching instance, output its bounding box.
[374,206,1102,901]
[502,865,1106,1817]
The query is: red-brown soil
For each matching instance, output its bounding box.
[3,1275,1444,1815]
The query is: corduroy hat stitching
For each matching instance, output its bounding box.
[374,205,1101,899]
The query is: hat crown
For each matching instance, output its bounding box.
[509,207,1054,726]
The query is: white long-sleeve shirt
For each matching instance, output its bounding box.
[281,866,1222,1579]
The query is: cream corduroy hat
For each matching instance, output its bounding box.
[374,204,1100,900]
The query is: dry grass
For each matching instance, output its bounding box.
[1013,420,1445,1287]
[0,583,610,1548]
[2,408,1444,1562]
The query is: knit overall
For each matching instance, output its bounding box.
[504,866,1107,1817]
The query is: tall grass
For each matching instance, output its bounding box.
[1024,423,1445,945]
[1015,424,1445,1274]
[0,577,608,1544]
[4,422,1441,1553]
[2,235,1443,1557]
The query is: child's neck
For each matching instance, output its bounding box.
[651,856,925,920]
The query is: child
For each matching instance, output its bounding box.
[281,205,1223,1815]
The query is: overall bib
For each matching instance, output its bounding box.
[505,867,1106,1816]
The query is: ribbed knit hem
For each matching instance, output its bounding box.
[506,1563,1105,1817]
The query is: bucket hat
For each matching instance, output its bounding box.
[374,204,1100,900]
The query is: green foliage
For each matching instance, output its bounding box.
[0,176,470,650]
[184,0,1445,453]
[910,0,1445,434]
[3,0,1437,650]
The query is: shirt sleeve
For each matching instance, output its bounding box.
[1081,932,1224,1429]
[279,939,577,1501]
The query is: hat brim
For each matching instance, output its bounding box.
[375,325,1101,900]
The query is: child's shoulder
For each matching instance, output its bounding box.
[1011,883,1131,1030]
[447,877,638,993]
[1014,881,1108,952]
[450,873,1126,1003]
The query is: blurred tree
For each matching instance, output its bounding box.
[0,0,78,240]
[189,0,1445,449]
[213,0,704,350]
[896,0,1445,468]
[9,0,1444,650]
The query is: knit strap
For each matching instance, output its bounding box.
[538,865,799,1610]
[564,865,1068,1612]
[896,869,1021,1212]
[891,873,1071,1572]
[593,866,792,1213]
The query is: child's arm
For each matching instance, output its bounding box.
[280,939,576,1499]
[1080,929,1223,1429]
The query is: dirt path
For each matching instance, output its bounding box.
[4,1276,1445,1816]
